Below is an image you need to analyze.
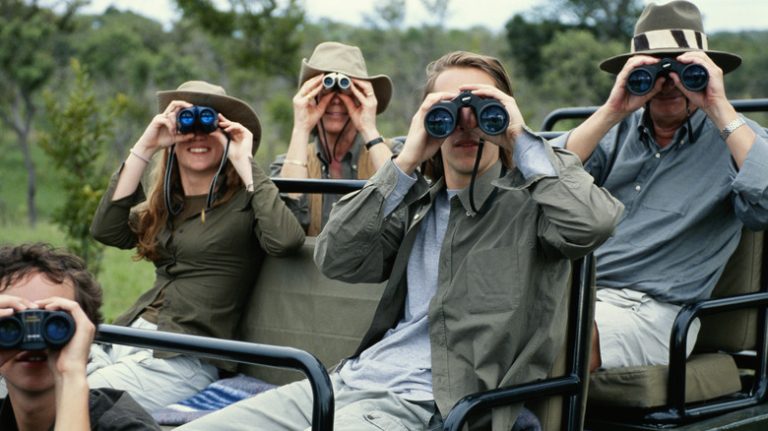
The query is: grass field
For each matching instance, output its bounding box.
[0,220,154,322]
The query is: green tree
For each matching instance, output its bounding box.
[0,0,81,225]
[175,0,305,77]
[39,60,127,273]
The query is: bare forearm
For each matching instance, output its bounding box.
[565,105,625,163]
[704,101,756,168]
[113,144,153,201]
[54,371,90,431]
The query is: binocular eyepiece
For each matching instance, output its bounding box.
[0,309,75,350]
[424,91,510,139]
[177,106,219,135]
[322,73,352,94]
[627,58,708,96]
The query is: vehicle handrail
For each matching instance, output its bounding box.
[95,324,335,431]
[540,98,768,132]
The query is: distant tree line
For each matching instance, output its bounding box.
[2,0,766,243]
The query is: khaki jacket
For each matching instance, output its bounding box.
[315,142,623,429]
[91,160,305,371]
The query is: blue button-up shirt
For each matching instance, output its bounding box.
[558,108,768,304]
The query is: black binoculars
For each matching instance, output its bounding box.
[0,309,75,350]
[177,106,219,134]
[322,73,352,93]
[424,91,509,139]
[626,58,709,96]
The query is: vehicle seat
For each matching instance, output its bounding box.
[588,228,764,409]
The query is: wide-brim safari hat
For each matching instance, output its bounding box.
[600,1,742,74]
[157,80,262,152]
[298,41,393,114]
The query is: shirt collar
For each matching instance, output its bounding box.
[455,161,503,216]
[313,133,363,164]
[639,106,708,148]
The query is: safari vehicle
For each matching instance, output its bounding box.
[93,99,768,431]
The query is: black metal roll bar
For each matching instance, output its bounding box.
[95,325,335,431]
[648,231,768,425]
[540,98,768,132]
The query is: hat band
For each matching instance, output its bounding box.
[631,29,708,53]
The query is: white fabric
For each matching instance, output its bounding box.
[87,318,218,412]
[595,288,701,369]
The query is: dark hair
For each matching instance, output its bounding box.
[0,243,103,325]
[422,51,515,179]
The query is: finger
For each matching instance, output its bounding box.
[315,92,335,112]
[162,100,193,116]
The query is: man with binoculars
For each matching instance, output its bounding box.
[553,1,768,371]
[0,243,158,430]
[179,51,623,431]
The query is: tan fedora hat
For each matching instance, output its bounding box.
[600,1,742,74]
[298,41,393,114]
[157,80,262,152]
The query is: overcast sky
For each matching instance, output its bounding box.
[80,0,768,33]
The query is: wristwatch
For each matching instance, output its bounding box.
[365,136,385,150]
[720,117,746,141]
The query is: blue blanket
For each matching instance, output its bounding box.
[152,374,276,425]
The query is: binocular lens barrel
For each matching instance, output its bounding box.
[337,75,351,90]
[322,75,337,90]
[424,107,456,139]
[681,64,708,91]
[0,318,23,348]
[627,69,655,95]
[478,105,509,135]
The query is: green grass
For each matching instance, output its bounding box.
[0,220,154,323]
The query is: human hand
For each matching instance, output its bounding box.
[673,52,729,115]
[395,91,459,175]
[34,297,93,381]
[133,100,195,157]
[457,84,526,152]
[215,114,255,185]
[603,55,664,118]
[337,79,380,142]
[0,294,34,368]
[293,75,334,134]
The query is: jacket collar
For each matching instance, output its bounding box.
[455,161,503,217]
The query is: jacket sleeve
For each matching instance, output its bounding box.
[90,165,145,250]
[496,132,624,259]
[249,160,305,256]
[314,160,410,283]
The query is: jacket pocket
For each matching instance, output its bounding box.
[466,247,522,313]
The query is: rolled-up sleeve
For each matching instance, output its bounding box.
[732,127,768,230]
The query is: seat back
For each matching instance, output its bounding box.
[236,237,385,384]
[694,229,764,353]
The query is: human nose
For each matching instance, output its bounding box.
[456,106,477,131]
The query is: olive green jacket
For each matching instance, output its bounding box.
[91,160,305,371]
[315,142,623,429]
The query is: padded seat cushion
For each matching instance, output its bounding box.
[588,353,742,408]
